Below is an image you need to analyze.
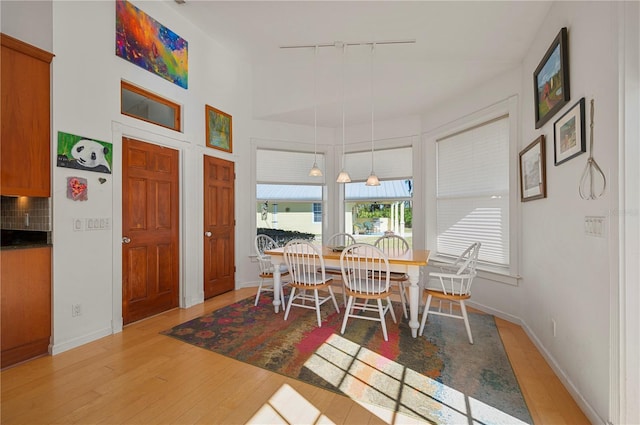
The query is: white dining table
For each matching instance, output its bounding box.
[263,245,430,338]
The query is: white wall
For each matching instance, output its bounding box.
[519,3,618,423]
[50,0,252,351]
[420,3,619,423]
[0,0,52,52]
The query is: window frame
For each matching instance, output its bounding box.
[312,202,322,223]
[251,138,330,252]
[120,80,182,132]
[424,96,520,285]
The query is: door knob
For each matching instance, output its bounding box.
[205,231,212,237]
[122,237,131,244]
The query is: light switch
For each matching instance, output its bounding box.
[73,218,84,231]
[584,216,605,237]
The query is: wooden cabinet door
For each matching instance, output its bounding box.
[1,247,51,368]
[122,138,179,325]
[203,155,235,298]
[0,34,53,197]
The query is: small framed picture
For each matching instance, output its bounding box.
[533,27,570,129]
[554,97,586,165]
[205,105,232,153]
[519,135,547,202]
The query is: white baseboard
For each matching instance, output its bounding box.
[237,280,260,289]
[467,300,604,425]
[520,323,605,425]
[50,325,113,355]
[466,299,525,325]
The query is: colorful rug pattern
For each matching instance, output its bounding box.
[162,295,532,424]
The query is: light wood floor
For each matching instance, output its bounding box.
[1,287,590,424]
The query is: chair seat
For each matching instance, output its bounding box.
[425,288,471,301]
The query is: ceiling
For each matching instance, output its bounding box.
[172,1,553,128]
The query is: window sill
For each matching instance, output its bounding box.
[427,256,521,286]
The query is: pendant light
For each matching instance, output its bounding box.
[308,45,323,177]
[365,43,380,186]
[336,43,351,183]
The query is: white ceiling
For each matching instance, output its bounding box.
[173,1,553,128]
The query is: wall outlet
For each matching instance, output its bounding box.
[552,319,557,337]
[72,304,82,317]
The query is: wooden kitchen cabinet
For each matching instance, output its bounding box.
[1,34,54,197]
[1,246,52,368]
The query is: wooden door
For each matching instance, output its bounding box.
[122,138,179,325]
[203,155,235,298]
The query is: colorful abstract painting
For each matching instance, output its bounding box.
[115,0,188,89]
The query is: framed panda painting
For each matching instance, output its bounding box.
[57,131,113,174]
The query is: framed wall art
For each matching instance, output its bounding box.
[554,97,586,165]
[205,105,232,153]
[115,0,188,89]
[519,135,547,202]
[533,27,570,129]
[57,131,112,174]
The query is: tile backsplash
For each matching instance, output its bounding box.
[0,196,52,231]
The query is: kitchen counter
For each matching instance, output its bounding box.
[1,230,50,250]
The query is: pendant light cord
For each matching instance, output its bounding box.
[341,44,346,171]
[313,45,318,163]
[370,43,375,172]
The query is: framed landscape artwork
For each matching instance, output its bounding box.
[554,97,586,166]
[206,105,232,153]
[519,135,547,202]
[534,27,570,129]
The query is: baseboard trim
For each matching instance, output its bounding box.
[520,322,605,425]
[467,299,604,424]
[50,326,113,355]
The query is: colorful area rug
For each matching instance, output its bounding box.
[162,295,532,424]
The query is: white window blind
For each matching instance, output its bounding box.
[257,149,325,184]
[344,146,412,181]
[436,115,509,266]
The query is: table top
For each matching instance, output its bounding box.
[264,246,430,266]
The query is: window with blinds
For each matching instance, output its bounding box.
[255,148,325,240]
[342,146,414,244]
[344,146,412,181]
[436,115,509,266]
[256,149,325,184]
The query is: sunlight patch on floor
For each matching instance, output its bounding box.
[246,383,335,425]
[303,333,529,424]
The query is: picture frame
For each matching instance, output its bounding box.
[554,97,586,165]
[115,0,188,89]
[205,105,232,153]
[56,131,113,174]
[533,27,570,129]
[519,135,547,202]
